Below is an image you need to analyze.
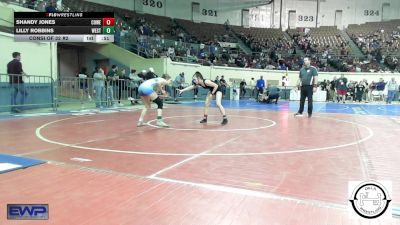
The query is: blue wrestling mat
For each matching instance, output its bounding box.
[183,100,400,116]
[0,153,46,174]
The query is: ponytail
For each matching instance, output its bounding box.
[193,71,204,81]
[162,74,171,80]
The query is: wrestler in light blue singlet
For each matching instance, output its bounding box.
[138,78,160,96]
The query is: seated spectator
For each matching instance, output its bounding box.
[45,1,57,12]
[167,46,175,59]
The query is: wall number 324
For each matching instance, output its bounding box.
[364,10,379,16]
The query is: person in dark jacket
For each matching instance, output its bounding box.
[7,52,28,113]
[144,67,158,80]
[239,79,247,98]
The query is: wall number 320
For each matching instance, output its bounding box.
[142,0,163,8]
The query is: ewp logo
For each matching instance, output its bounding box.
[7,204,49,220]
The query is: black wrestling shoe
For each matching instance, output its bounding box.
[308,114,312,118]
[200,118,207,123]
[221,118,228,125]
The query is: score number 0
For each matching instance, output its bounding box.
[102,18,115,26]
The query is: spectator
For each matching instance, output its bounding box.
[45,1,57,12]
[239,79,247,98]
[144,67,157,80]
[120,27,129,39]
[138,70,147,80]
[362,79,369,102]
[329,76,337,102]
[335,74,348,103]
[128,69,142,104]
[256,76,265,102]
[114,27,121,45]
[77,67,91,107]
[214,76,220,85]
[367,81,376,103]
[249,77,256,98]
[106,65,118,107]
[93,67,106,109]
[7,52,28,113]
[116,68,127,106]
[376,78,386,100]
[167,45,175,59]
[347,81,355,102]
[386,77,398,104]
[355,81,365,103]
[173,72,185,101]
[282,75,289,87]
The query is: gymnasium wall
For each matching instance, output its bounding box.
[0,32,57,80]
[280,0,400,30]
[164,58,400,85]
[63,44,400,85]
[0,2,14,27]
[249,5,273,28]
[57,43,166,79]
[0,3,57,79]
[0,1,36,27]
[86,0,247,26]
[0,2,56,111]
[87,0,399,29]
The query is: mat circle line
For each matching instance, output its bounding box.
[35,114,374,156]
[146,115,277,131]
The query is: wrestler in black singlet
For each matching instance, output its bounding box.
[199,79,222,94]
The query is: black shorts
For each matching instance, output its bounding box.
[268,93,279,99]
[79,81,88,89]
[208,86,222,94]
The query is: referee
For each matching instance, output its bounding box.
[294,57,318,118]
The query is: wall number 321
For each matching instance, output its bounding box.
[202,9,217,17]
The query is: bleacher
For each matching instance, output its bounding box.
[175,19,236,43]
[232,26,287,45]
[347,19,400,56]
[289,26,347,54]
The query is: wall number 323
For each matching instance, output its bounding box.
[298,15,314,22]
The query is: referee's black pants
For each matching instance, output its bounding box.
[298,85,313,115]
